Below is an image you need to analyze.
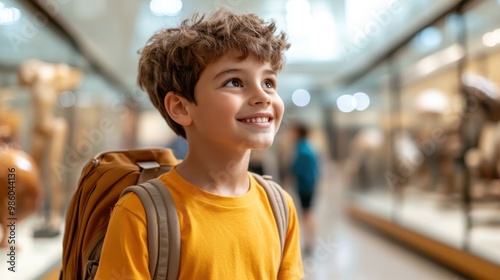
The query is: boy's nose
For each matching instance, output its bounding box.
[249,87,271,106]
[254,98,271,106]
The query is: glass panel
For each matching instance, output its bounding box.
[394,14,465,249]
[462,0,500,265]
[339,62,393,219]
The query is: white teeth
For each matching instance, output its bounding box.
[243,117,269,123]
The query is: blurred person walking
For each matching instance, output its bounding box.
[290,122,320,255]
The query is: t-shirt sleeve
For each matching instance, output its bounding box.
[94,193,150,280]
[278,192,305,280]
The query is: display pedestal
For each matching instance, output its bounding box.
[347,204,500,279]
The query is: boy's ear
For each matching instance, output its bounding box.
[164,91,193,126]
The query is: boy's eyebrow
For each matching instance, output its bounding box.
[213,68,277,81]
[264,69,277,77]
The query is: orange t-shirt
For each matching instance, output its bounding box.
[95,167,304,279]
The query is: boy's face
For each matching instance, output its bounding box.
[187,53,284,151]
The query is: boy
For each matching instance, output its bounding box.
[95,8,304,279]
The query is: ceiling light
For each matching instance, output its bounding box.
[336,94,357,113]
[353,92,370,111]
[413,44,464,76]
[0,3,21,25]
[285,0,311,37]
[493,28,500,43]
[419,26,442,50]
[412,26,442,52]
[292,89,311,107]
[482,32,496,47]
[150,0,182,16]
[286,0,310,16]
[416,89,449,113]
[309,9,338,60]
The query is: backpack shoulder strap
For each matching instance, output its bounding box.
[121,178,180,280]
[251,173,289,255]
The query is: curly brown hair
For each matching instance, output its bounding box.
[137,8,290,138]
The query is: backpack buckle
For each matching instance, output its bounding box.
[137,161,161,169]
[137,161,162,183]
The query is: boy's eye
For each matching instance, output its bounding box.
[224,79,242,87]
[262,80,275,89]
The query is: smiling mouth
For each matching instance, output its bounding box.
[238,117,272,123]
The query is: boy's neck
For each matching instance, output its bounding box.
[175,146,251,197]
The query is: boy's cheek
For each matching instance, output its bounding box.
[275,95,285,112]
[274,114,284,133]
[276,100,285,125]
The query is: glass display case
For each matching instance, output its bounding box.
[343,0,500,278]
[0,1,142,279]
[393,13,465,249]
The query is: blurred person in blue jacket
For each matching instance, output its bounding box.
[290,121,320,254]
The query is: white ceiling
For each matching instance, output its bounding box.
[1,0,460,105]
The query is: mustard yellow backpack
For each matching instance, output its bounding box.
[60,148,289,280]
